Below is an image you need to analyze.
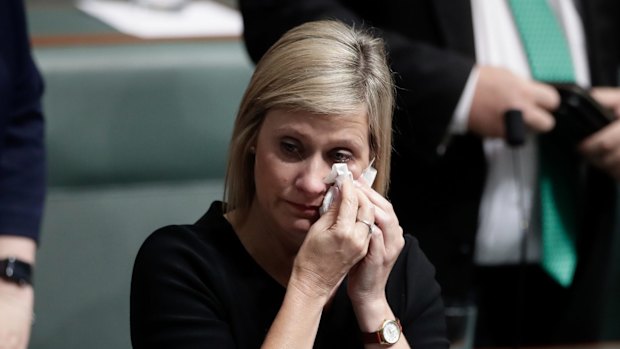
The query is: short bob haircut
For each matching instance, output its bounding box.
[223,20,395,214]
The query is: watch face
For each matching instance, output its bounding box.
[382,321,401,344]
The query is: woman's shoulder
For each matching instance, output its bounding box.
[401,233,438,279]
[390,233,442,305]
[400,233,427,264]
[134,201,238,269]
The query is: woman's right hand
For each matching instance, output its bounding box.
[288,175,373,302]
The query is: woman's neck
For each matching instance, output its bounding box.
[226,203,296,287]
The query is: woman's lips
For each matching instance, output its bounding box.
[287,201,321,218]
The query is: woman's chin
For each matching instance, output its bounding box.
[287,219,314,236]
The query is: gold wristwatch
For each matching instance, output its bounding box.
[362,319,402,345]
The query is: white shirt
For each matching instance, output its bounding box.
[457,0,590,265]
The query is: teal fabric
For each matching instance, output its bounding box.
[36,41,253,188]
[508,0,575,83]
[509,0,578,287]
[30,37,254,349]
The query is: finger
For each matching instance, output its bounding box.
[523,106,555,133]
[591,152,620,179]
[356,219,375,239]
[580,120,620,157]
[355,187,375,238]
[355,184,402,245]
[531,81,560,111]
[519,82,558,132]
[335,176,359,231]
[584,87,620,120]
[590,141,620,172]
[356,185,387,220]
[579,122,620,178]
[591,87,620,117]
[354,188,404,262]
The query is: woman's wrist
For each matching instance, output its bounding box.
[287,271,333,306]
[352,298,395,332]
[0,279,34,320]
[0,236,36,264]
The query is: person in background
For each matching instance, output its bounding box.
[239,0,620,346]
[0,1,46,348]
[130,20,448,349]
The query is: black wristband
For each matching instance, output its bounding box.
[0,257,33,286]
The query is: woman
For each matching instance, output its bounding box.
[130,20,448,348]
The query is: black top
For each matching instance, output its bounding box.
[131,201,448,349]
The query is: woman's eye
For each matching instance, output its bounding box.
[280,140,302,159]
[331,150,353,163]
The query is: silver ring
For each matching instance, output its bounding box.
[358,219,374,235]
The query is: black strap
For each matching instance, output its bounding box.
[0,257,33,286]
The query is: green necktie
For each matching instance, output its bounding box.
[509,0,578,287]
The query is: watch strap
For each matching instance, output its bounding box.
[0,257,33,286]
[361,319,401,345]
[361,330,383,345]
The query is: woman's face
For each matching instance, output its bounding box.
[251,108,371,248]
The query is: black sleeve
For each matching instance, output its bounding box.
[392,235,449,349]
[0,0,46,241]
[130,227,236,349]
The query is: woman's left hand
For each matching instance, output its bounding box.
[346,181,405,312]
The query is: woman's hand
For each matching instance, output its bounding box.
[289,176,372,302]
[346,179,405,330]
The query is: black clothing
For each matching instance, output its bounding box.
[131,201,448,349]
[239,0,619,304]
[0,0,46,241]
[239,0,620,345]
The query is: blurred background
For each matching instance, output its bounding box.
[25,0,250,348]
[22,1,620,348]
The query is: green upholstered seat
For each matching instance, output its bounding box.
[40,41,252,187]
[30,24,254,349]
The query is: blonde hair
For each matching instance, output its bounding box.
[224,20,395,214]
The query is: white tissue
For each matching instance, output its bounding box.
[319,162,377,215]
[322,163,352,186]
[319,164,352,215]
[360,161,377,186]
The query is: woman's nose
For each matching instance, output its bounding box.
[295,159,331,195]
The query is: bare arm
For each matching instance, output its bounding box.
[0,236,36,349]
[261,177,371,348]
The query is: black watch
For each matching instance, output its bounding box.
[0,257,33,286]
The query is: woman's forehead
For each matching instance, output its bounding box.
[263,108,368,135]
[257,109,370,154]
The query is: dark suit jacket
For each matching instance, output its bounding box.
[0,0,45,241]
[240,0,620,339]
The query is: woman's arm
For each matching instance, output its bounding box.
[262,176,373,348]
[0,236,36,349]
